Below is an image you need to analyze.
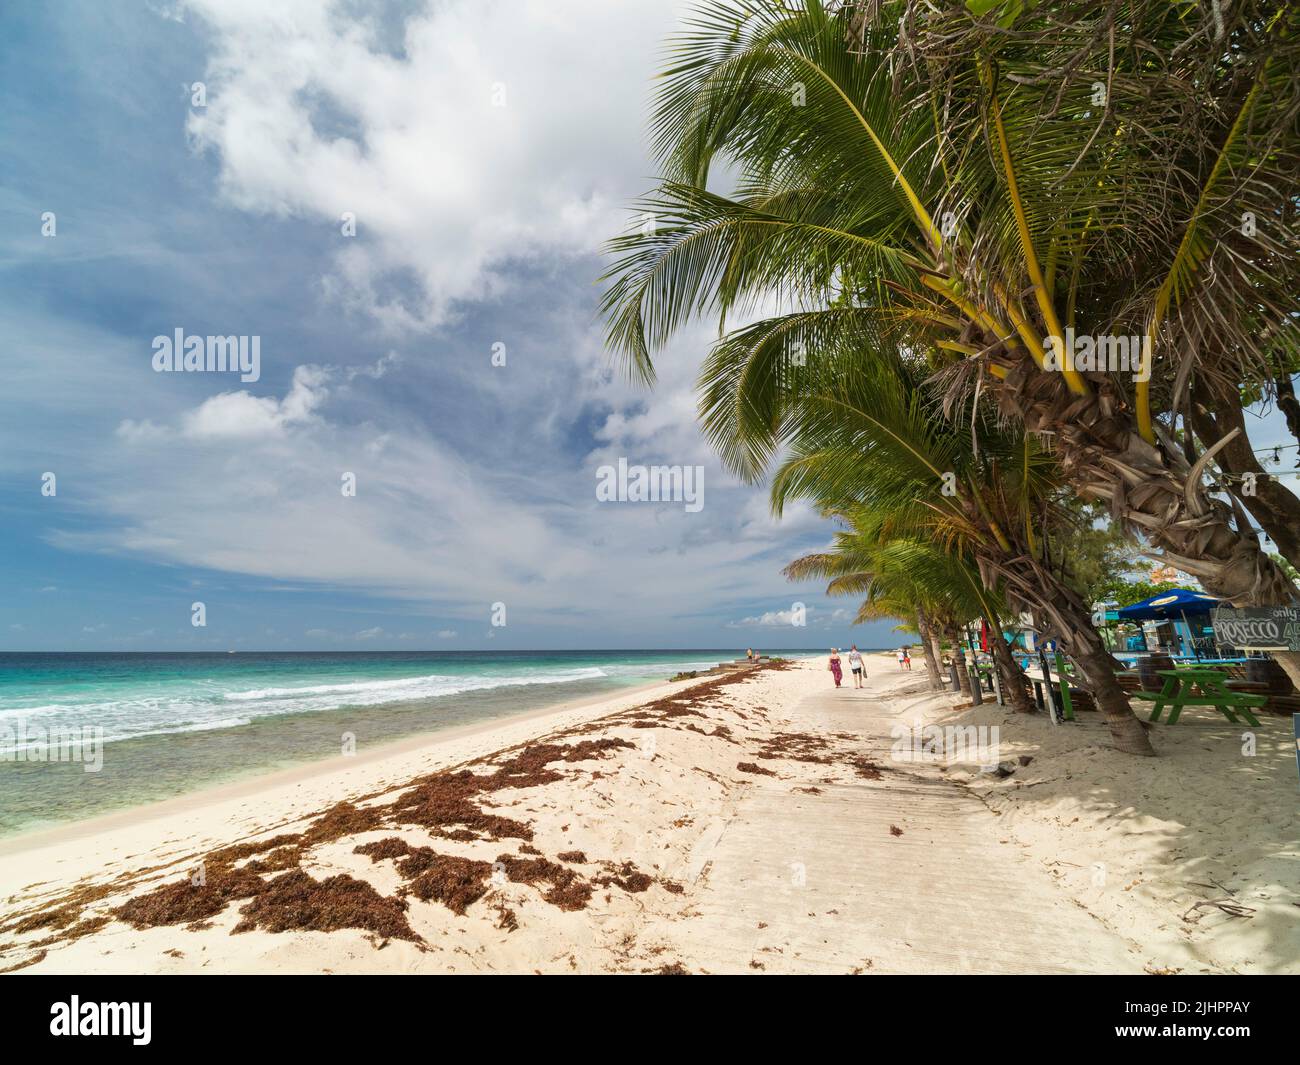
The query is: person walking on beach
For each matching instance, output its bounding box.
[828,649,843,687]
[896,647,907,669]
[847,645,865,688]
[902,648,911,671]
[746,648,754,662]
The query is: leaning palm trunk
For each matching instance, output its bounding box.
[915,610,944,692]
[973,539,1155,755]
[989,627,1034,715]
[1068,630,1153,753]
[929,629,945,688]
[995,369,1300,690]
[946,624,972,697]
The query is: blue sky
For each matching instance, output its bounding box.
[0,0,876,652]
[3,1,1295,654]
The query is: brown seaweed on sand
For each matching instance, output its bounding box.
[756,732,832,764]
[852,758,883,780]
[494,854,593,911]
[404,854,494,915]
[232,870,417,941]
[353,837,412,862]
[387,739,634,842]
[116,866,267,929]
[4,882,117,935]
[301,802,384,844]
[594,861,654,894]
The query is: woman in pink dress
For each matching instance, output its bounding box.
[828,649,843,687]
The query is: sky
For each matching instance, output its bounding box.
[0,0,875,652]
[2,1,1295,654]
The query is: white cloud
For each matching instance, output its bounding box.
[181,0,683,332]
[182,365,329,439]
[728,608,810,629]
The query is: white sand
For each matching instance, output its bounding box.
[1,658,1293,974]
[907,681,1299,974]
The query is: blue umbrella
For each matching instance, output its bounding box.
[1116,587,1225,659]
[1115,588,1222,621]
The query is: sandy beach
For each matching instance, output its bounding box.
[1,655,1295,975]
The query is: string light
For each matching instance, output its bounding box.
[1195,442,1300,484]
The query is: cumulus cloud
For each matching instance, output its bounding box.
[182,365,330,438]
[181,0,683,332]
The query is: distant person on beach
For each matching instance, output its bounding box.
[847,645,864,688]
[902,648,911,671]
[746,648,754,662]
[828,649,843,687]
[896,647,907,669]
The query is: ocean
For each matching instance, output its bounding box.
[0,649,818,838]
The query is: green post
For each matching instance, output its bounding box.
[1054,652,1075,721]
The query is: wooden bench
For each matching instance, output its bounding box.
[1130,668,1265,726]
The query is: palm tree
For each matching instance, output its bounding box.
[785,508,1036,712]
[757,353,1143,734]
[788,540,952,691]
[684,302,1150,749]
[603,0,1300,684]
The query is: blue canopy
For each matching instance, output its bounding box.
[1115,588,1222,621]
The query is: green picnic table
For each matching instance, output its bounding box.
[1130,668,1265,726]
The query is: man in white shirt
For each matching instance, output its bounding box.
[847,645,865,688]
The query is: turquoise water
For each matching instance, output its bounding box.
[0,650,815,837]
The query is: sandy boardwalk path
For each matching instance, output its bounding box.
[664,671,1142,973]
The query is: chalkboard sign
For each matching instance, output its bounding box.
[1211,606,1300,651]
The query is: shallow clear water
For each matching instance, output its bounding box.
[0,649,816,836]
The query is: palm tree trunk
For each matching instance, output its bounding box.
[989,625,1033,714]
[930,629,945,686]
[1070,631,1156,755]
[915,609,944,691]
[946,623,972,696]
[974,546,1156,755]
